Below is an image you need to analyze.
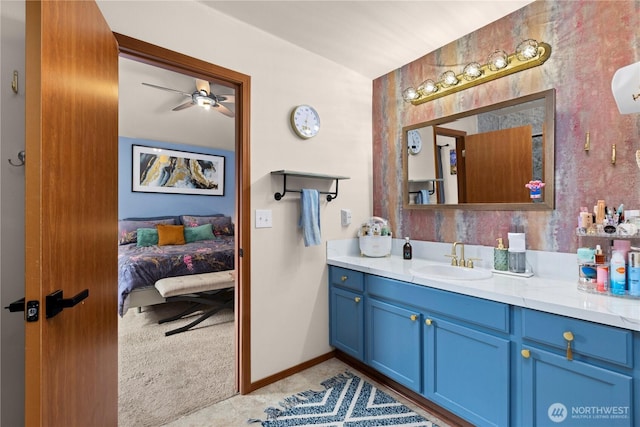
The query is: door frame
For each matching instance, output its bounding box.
[114,33,252,394]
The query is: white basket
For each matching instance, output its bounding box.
[359,235,392,257]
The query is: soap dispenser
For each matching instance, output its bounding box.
[507,231,527,273]
[494,238,508,271]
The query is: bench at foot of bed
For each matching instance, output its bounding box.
[154,271,235,336]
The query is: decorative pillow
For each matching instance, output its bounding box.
[118,217,177,245]
[179,214,224,227]
[209,216,235,236]
[180,215,234,236]
[184,224,216,243]
[157,224,186,246]
[136,228,159,247]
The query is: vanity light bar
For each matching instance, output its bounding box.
[405,40,552,105]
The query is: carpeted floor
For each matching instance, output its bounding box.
[118,301,236,427]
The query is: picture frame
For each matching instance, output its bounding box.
[132,145,225,196]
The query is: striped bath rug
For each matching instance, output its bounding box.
[249,371,439,426]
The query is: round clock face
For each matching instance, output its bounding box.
[290,105,320,139]
[408,130,422,155]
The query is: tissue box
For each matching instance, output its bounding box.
[359,235,392,257]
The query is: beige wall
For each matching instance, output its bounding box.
[97,1,373,382]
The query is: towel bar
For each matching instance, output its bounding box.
[271,170,350,202]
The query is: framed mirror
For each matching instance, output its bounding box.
[403,89,555,211]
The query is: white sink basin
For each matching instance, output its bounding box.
[410,264,493,281]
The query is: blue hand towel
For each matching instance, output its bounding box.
[299,189,321,246]
[419,189,430,204]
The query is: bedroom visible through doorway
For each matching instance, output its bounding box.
[115,37,248,424]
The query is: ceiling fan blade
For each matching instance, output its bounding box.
[172,100,195,111]
[142,82,192,97]
[214,103,235,118]
[216,94,235,104]
[195,79,211,95]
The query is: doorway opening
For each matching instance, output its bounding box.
[114,32,252,417]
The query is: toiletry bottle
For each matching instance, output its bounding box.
[596,265,609,292]
[403,237,412,260]
[610,250,626,295]
[594,245,605,264]
[628,252,640,296]
[494,238,508,271]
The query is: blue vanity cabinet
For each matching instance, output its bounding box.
[365,297,422,393]
[519,308,635,427]
[329,267,365,361]
[423,315,510,427]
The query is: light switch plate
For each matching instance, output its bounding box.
[340,208,352,226]
[255,209,273,228]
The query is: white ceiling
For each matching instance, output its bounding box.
[119,58,237,151]
[201,1,535,79]
[119,1,534,150]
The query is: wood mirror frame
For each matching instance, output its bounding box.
[402,89,555,211]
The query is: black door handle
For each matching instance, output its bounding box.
[4,297,25,312]
[46,289,89,318]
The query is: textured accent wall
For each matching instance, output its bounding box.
[373,0,640,252]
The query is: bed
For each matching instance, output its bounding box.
[117,214,235,316]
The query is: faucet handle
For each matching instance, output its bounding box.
[466,258,482,268]
[444,254,458,266]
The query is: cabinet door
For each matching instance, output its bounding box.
[330,287,364,361]
[521,347,633,427]
[424,317,510,427]
[366,298,421,392]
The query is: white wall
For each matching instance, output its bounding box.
[97,1,373,382]
[0,1,26,425]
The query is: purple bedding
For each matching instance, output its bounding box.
[118,236,234,315]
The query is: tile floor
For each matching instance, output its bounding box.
[162,357,452,427]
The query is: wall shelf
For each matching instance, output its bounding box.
[271,170,350,201]
[408,179,444,196]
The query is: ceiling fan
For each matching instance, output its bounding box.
[142,79,235,117]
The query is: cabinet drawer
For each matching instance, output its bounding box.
[521,309,633,368]
[329,267,364,292]
[367,274,509,333]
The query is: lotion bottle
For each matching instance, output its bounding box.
[494,238,508,271]
[403,237,412,260]
[610,250,626,295]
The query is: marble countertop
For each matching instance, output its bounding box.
[327,240,640,332]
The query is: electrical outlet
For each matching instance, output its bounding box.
[255,209,272,228]
[340,208,352,226]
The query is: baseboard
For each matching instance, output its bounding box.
[334,351,474,427]
[246,350,336,393]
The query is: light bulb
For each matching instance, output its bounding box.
[418,79,437,94]
[487,50,509,71]
[516,39,539,61]
[402,87,418,102]
[463,62,482,81]
[440,71,459,88]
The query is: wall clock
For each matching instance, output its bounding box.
[407,129,422,155]
[290,105,320,139]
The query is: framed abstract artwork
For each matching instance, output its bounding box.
[132,145,225,196]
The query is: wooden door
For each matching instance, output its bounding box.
[464,125,532,203]
[25,1,118,425]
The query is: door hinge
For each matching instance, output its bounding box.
[239,248,244,257]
